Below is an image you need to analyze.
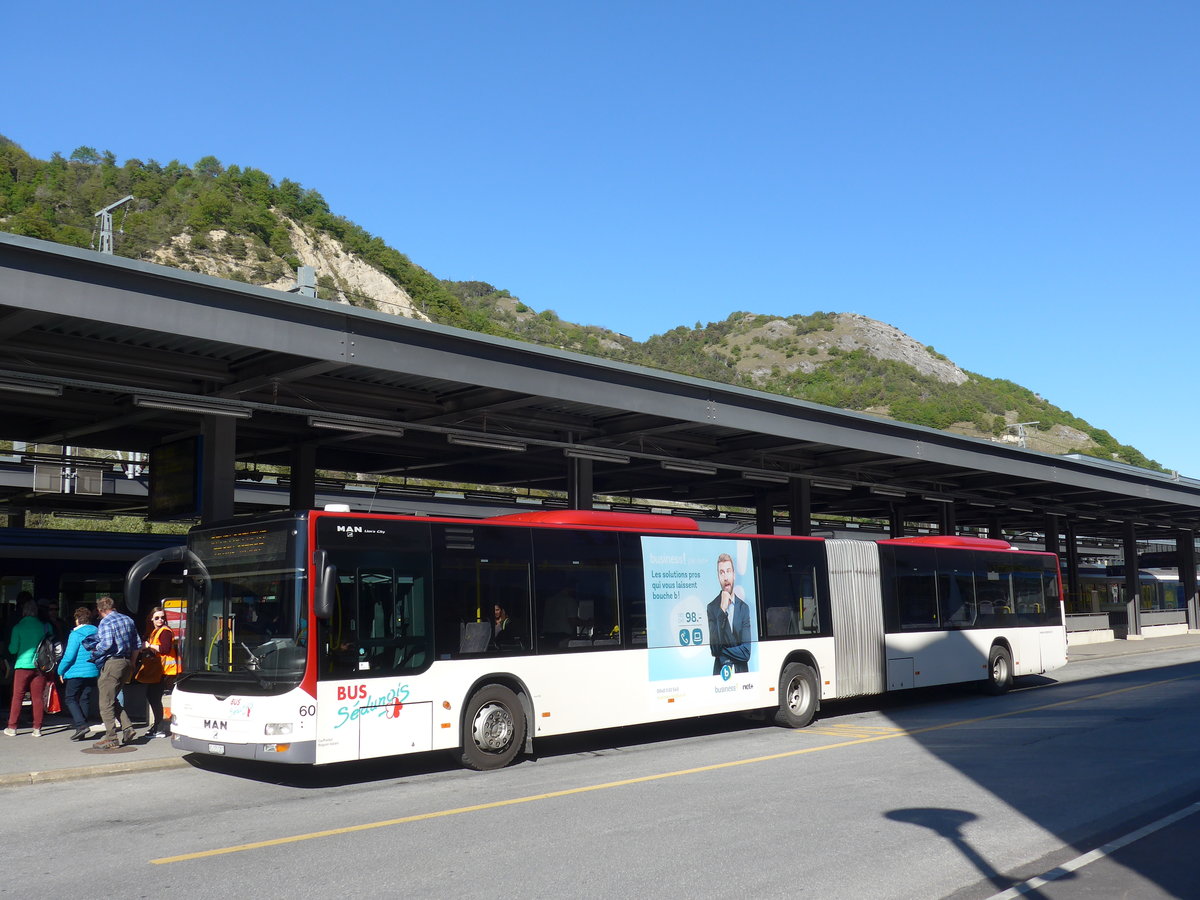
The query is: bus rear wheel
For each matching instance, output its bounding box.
[775,662,818,728]
[985,645,1013,695]
[460,684,526,771]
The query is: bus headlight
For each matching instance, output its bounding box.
[264,723,294,736]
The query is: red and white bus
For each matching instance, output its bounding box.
[127,508,1067,769]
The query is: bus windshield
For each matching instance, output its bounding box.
[185,518,307,692]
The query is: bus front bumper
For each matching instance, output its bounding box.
[171,732,316,764]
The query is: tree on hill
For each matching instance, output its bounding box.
[0,137,1162,471]
[0,142,476,329]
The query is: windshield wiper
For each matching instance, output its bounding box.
[235,646,273,689]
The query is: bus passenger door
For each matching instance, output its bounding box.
[315,550,435,764]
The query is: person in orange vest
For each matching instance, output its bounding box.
[140,606,179,738]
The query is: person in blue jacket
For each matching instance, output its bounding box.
[58,606,100,740]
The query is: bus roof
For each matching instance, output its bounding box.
[879,535,1014,551]
[486,509,701,532]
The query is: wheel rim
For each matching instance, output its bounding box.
[472,701,514,753]
[993,655,1008,684]
[787,675,810,713]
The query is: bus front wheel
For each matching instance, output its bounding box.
[775,662,818,728]
[985,645,1013,695]
[460,684,526,771]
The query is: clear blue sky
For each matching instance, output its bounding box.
[6,2,1198,474]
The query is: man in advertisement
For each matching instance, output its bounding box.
[707,552,751,675]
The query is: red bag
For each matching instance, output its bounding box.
[43,680,62,715]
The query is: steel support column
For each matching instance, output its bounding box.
[289,443,316,511]
[200,416,236,524]
[939,502,956,536]
[1064,519,1080,614]
[1044,514,1060,557]
[756,494,775,536]
[1178,528,1199,632]
[789,480,811,537]
[1123,521,1142,638]
[566,456,593,511]
[889,504,904,538]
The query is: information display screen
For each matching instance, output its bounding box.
[148,436,201,519]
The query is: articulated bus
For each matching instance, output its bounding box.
[126,508,1067,770]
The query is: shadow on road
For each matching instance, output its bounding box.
[181,711,767,788]
[180,650,1200,898]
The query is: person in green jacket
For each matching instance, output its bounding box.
[5,598,51,736]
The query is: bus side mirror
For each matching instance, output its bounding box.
[126,545,203,616]
[314,550,336,620]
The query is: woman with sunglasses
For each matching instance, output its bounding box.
[141,607,178,738]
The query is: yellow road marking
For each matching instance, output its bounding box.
[152,674,1194,865]
[805,724,907,738]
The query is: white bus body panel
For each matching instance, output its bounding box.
[884,624,1067,687]
[825,539,1069,696]
[311,636,838,764]
[171,684,317,761]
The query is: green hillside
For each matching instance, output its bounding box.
[0,136,1160,471]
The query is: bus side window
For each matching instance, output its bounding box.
[431,524,532,659]
[320,557,433,678]
[322,570,361,678]
[618,533,647,647]
[533,529,620,652]
[755,539,827,638]
[937,554,976,628]
[890,546,939,629]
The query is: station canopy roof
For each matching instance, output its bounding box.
[2,231,1199,540]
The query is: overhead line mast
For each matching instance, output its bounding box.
[92,195,135,254]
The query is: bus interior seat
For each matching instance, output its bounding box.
[459,621,492,654]
[766,606,798,636]
[574,599,595,636]
[948,601,976,625]
[495,626,525,652]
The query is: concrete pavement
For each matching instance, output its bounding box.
[0,700,188,787]
[3,632,1199,787]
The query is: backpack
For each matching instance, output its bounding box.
[34,635,62,674]
[133,647,164,684]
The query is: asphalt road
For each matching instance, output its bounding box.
[8,645,1200,899]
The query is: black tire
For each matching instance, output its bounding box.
[774,662,818,728]
[460,684,526,771]
[984,645,1013,695]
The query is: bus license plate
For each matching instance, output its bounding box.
[208,743,225,755]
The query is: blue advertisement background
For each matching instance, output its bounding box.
[642,536,757,680]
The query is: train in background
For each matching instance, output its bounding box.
[1068,560,1191,638]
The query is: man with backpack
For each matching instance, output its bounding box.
[89,596,139,750]
[5,597,51,737]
